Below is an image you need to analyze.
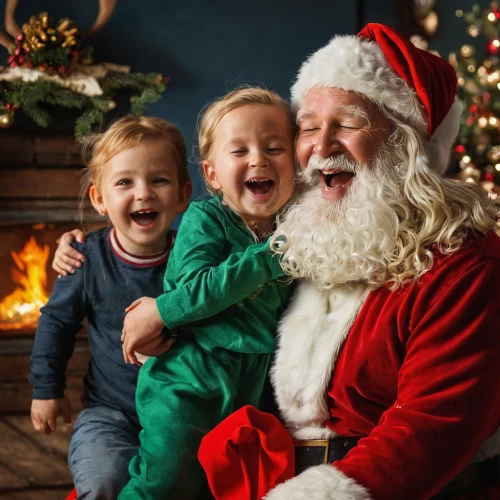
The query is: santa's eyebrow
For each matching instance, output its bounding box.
[337,105,369,122]
[296,105,369,123]
[296,109,315,122]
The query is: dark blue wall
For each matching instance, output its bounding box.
[5,0,491,209]
[10,0,358,203]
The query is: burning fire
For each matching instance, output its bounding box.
[0,236,50,331]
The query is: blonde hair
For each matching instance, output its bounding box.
[82,116,190,196]
[379,109,499,288]
[196,87,296,195]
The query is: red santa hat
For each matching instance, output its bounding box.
[291,23,462,175]
[198,405,295,500]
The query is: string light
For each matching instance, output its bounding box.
[478,117,488,127]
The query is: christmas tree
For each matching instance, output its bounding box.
[448,2,500,200]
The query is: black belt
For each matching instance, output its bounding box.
[293,438,500,498]
[293,437,360,475]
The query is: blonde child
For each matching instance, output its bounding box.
[116,88,297,499]
[29,117,192,499]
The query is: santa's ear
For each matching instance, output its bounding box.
[89,185,106,216]
[202,160,222,191]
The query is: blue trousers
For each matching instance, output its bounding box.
[68,406,140,499]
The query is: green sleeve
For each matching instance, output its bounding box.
[156,203,283,328]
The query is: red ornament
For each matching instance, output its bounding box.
[482,172,495,182]
[6,102,17,113]
[469,104,478,113]
[455,144,467,154]
[466,115,475,126]
[486,38,500,55]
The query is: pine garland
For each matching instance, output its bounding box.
[0,72,166,140]
[0,11,167,140]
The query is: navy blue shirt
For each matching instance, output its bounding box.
[29,227,172,415]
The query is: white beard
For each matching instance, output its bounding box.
[275,149,407,290]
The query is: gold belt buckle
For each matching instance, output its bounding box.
[293,439,330,464]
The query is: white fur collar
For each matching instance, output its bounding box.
[271,281,370,439]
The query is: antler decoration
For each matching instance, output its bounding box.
[5,0,21,38]
[0,0,20,53]
[0,0,118,53]
[84,0,118,38]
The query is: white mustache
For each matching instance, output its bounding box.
[307,154,359,173]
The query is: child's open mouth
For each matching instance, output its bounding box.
[245,178,274,195]
[322,170,356,190]
[130,210,158,227]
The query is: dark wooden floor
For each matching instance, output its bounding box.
[0,414,74,499]
[0,336,90,500]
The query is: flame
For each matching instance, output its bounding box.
[0,236,50,331]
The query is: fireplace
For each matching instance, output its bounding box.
[0,223,105,337]
[0,132,104,412]
[0,132,106,337]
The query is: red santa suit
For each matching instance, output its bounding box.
[271,230,500,499]
[266,23,500,500]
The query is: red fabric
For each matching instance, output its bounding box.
[358,23,457,138]
[198,405,294,500]
[65,489,77,500]
[324,231,500,499]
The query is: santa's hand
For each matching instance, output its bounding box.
[264,465,370,500]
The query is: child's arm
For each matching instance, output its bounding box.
[30,264,88,432]
[52,229,86,276]
[121,203,284,362]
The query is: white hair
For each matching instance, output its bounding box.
[272,113,498,290]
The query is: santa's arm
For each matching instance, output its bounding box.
[266,256,500,500]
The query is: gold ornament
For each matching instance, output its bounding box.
[107,100,116,110]
[21,12,80,53]
[0,107,14,128]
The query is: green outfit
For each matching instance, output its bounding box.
[119,197,291,499]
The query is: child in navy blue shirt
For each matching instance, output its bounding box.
[29,116,192,499]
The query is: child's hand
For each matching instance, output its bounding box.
[31,397,71,435]
[53,230,86,276]
[133,335,176,366]
[121,297,165,365]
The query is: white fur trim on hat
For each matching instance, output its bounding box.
[425,97,462,175]
[291,35,461,175]
[264,464,372,500]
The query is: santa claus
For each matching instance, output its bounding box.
[262,23,500,500]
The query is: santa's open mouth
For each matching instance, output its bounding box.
[322,170,356,190]
[245,178,274,195]
[130,210,158,227]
